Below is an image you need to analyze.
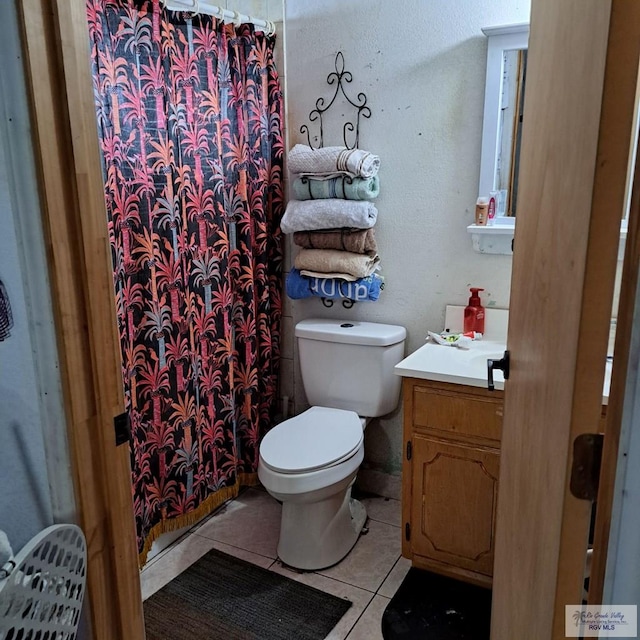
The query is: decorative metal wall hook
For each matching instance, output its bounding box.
[299,174,354,200]
[320,297,356,309]
[300,51,371,150]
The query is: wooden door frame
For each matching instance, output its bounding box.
[587,1,640,606]
[18,1,145,638]
[491,0,640,637]
[590,89,640,603]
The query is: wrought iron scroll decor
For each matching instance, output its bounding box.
[321,297,355,310]
[300,51,371,150]
[299,174,354,200]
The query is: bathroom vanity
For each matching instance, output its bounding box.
[401,378,502,587]
[395,337,506,588]
[394,309,612,588]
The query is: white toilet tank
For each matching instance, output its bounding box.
[295,319,407,417]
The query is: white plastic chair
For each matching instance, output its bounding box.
[0,524,87,640]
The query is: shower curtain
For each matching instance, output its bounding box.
[86,0,284,561]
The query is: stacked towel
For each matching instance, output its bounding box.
[289,144,380,178]
[282,144,383,303]
[280,200,377,234]
[293,228,378,254]
[286,269,383,302]
[293,175,379,201]
[295,249,380,280]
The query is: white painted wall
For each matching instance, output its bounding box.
[282,0,531,479]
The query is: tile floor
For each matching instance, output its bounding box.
[140,487,412,639]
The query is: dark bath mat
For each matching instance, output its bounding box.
[381,568,492,640]
[144,548,352,640]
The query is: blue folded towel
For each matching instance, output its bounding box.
[286,269,383,302]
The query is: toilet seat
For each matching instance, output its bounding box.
[260,406,363,474]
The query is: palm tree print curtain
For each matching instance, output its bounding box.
[86,0,284,561]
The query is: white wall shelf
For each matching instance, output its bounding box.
[467,219,515,255]
[468,220,627,258]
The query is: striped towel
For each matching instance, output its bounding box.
[292,175,380,200]
[288,144,380,178]
[0,279,13,341]
[293,228,378,254]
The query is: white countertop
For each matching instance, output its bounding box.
[395,341,613,403]
[394,340,508,391]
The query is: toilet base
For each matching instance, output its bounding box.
[277,483,367,571]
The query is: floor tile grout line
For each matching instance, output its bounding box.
[190,531,279,563]
[313,569,380,594]
[364,517,401,527]
[374,555,403,597]
[269,556,386,596]
[340,591,377,640]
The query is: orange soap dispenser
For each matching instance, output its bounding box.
[464,287,485,335]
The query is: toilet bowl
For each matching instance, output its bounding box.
[258,406,367,570]
[258,318,406,570]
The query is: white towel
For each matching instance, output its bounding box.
[288,144,380,178]
[280,199,378,234]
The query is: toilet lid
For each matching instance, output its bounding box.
[260,406,363,473]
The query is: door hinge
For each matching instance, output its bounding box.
[406,440,412,460]
[114,412,131,446]
[405,523,411,541]
[570,433,604,501]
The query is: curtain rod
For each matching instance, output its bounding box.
[162,0,276,35]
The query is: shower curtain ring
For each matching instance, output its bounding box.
[232,10,242,27]
[192,0,200,17]
[266,20,276,36]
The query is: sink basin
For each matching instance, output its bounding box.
[469,352,504,367]
[394,340,508,390]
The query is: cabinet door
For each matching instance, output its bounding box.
[410,435,500,577]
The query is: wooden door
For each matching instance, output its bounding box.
[410,435,499,578]
[491,0,640,638]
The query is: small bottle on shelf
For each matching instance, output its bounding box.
[488,191,498,225]
[475,197,489,226]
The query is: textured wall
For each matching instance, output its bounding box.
[282,0,531,477]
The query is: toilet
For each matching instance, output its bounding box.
[258,318,406,570]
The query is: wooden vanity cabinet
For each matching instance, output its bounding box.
[401,378,504,588]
